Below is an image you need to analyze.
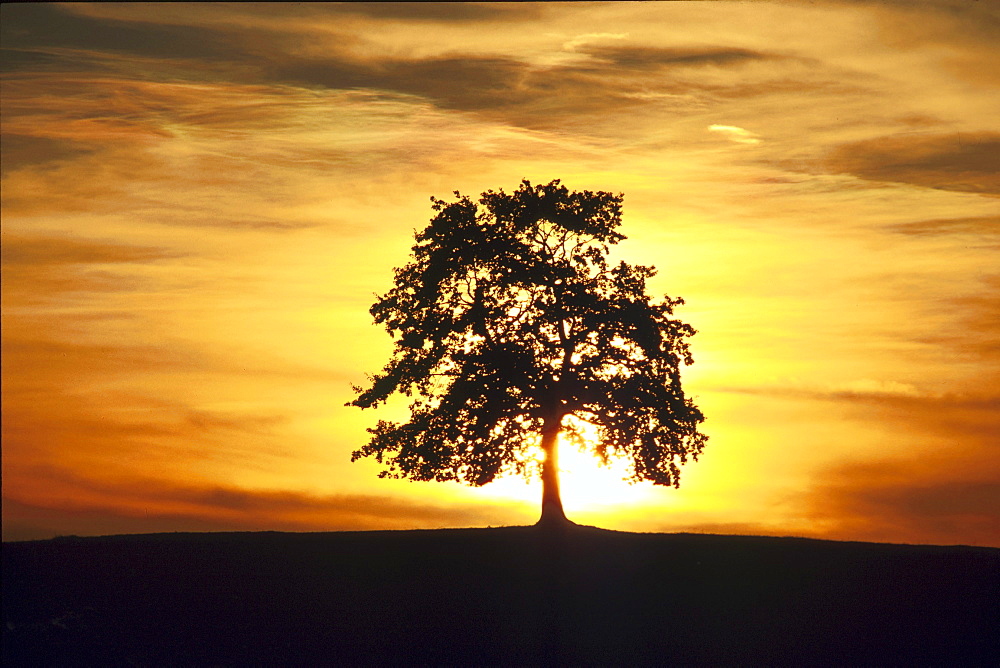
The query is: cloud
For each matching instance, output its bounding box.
[83,1,543,25]
[310,2,543,22]
[2,234,181,267]
[273,54,530,114]
[2,497,253,540]
[562,32,629,52]
[884,215,1000,237]
[830,379,923,397]
[801,461,1000,547]
[824,132,1000,195]
[911,274,1000,361]
[885,216,1000,237]
[0,3,242,63]
[1,235,185,304]
[267,43,794,134]
[1,75,314,141]
[0,48,111,75]
[0,134,97,174]
[851,0,1000,85]
[268,53,648,133]
[0,3,822,141]
[6,5,785,132]
[1,74,377,225]
[0,3,538,86]
[718,383,1000,452]
[2,468,527,541]
[0,378,295,490]
[708,124,762,145]
[734,382,1000,414]
[579,45,775,69]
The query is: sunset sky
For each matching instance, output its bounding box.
[3,2,998,546]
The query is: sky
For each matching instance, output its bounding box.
[2,1,998,546]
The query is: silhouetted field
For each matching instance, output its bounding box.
[4,525,998,666]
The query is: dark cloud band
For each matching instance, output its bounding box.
[825,132,1000,195]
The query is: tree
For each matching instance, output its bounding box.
[349,180,707,525]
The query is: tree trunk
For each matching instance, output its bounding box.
[537,414,568,526]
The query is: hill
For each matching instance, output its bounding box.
[3,524,998,666]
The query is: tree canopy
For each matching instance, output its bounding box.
[349,180,707,523]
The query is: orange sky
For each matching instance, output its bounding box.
[3,2,998,546]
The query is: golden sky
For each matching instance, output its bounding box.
[3,2,998,546]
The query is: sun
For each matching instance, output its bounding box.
[475,424,659,515]
[558,425,659,514]
[558,448,658,513]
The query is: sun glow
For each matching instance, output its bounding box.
[559,442,659,512]
[475,424,659,515]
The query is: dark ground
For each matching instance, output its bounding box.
[3,524,998,666]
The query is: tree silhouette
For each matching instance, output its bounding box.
[349,180,707,525]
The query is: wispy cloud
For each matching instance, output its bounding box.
[581,45,776,69]
[268,43,792,125]
[708,124,762,145]
[0,3,242,62]
[2,234,182,267]
[562,32,629,52]
[801,460,1000,546]
[884,215,1000,237]
[2,466,528,541]
[318,2,544,23]
[824,132,1000,194]
[1,235,187,305]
